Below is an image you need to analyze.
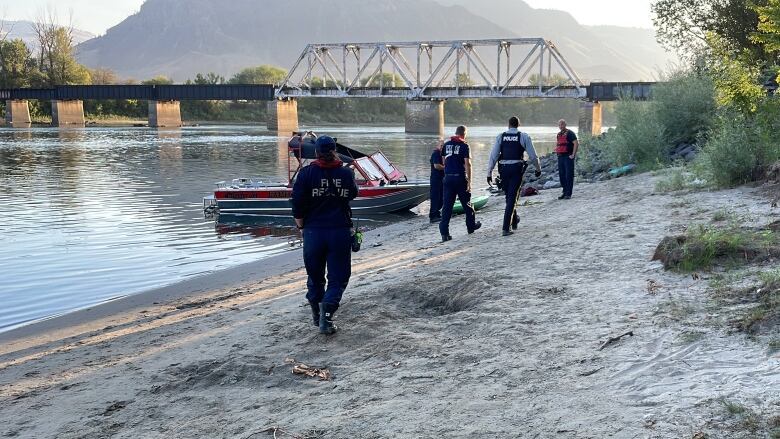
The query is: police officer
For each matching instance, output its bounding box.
[439,125,481,242]
[486,117,541,236]
[291,136,359,335]
[429,139,445,223]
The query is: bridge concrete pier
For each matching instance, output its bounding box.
[405,100,444,135]
[267,99,299,134]
[578,101,602,137]
[148,100,182,128]
[4,100,32,127]
[51,100,85,127]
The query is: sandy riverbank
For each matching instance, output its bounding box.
[0,173,778,438]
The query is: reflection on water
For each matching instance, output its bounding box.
[0,123,563,331]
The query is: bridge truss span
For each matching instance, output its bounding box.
[275,38,587,100]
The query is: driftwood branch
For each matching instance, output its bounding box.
[578,367,604,377]
[598,331,634,351]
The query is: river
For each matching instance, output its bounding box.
[0,124,564,332]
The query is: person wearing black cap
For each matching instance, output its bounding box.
[291,135,359,335]
[439,125,481,242]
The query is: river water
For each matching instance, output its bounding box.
[0,124,562,332]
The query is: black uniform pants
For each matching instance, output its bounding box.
[439,175,476,237]
[429,174,443,220]
[558,154,575,197]
[499,162,525,231]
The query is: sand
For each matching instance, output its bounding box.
[1,173,778,438]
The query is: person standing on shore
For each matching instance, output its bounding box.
[291,136,358,335]
[429,138,445,223]
[555,119,579,199]
[486,116,542,236]
[439,125,481,242]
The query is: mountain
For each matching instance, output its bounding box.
[436,0,677,81]
[76,0,515,81]
[1,20,95,53]
[75,0,675,82]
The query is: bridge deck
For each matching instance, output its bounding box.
[0,82,654,102]
[0,85,275,101]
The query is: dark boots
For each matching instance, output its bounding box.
[319,302,338,335]
[308,301,320,326]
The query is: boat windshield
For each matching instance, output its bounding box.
[355,157,385,181]
[371,153,394,175]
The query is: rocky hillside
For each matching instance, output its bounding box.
[76,0,675,82]
[438,0,676,81]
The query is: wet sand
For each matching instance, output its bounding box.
[0,173,778,438]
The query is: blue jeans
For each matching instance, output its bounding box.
[303,227,352,306]
[558,155,575,197]
[439,176,476,237]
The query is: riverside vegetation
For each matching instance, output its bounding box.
[574,5,780,432]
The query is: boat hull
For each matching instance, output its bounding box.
[214,183,431,216]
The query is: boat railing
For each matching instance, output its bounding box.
[214,177,287,190]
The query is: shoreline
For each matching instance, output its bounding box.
[0,247,303,352]
[1,173,778,438]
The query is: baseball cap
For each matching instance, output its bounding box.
[315,136,337,154]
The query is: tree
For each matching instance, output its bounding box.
[652,0,769,60]
[32,10,91,86]
[753,0,780,52]
[229,65,287,84]
[360,72,405,87]
[0,39,36,88]
[454,73,474,87]
[708,34,767,113]
[142,75,174,85]
[189,72,224,85]
[528,73,570,87]
[90,68,118,85]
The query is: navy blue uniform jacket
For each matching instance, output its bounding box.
[291,161,359,228]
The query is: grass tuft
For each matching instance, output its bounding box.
[653,225,780,272]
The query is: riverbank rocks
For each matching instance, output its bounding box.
[522,154,558,187]
[521,152,611,193]
[767,161,780,182]
[669,143,699,162]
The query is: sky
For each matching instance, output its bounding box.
[0,0,146,35]
[524,0,654,29]
[1,0,656,35]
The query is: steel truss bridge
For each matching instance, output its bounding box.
[275,38,649,100]
[0,39,655,103]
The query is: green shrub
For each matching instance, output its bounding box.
[576,132,610,175]
[592,70,716,171]
[696,100,780,187]
[653,71,717,145]
[696,111,760,187]
[599,100,666,169]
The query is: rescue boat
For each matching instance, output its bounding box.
[206,132,430,216]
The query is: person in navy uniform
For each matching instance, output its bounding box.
[439,125,481,242]
[429,139,445,223]
[486,116,542,236]
[555,119,579,199]
[291,136,358,335]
